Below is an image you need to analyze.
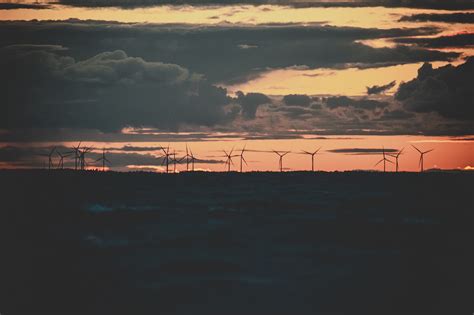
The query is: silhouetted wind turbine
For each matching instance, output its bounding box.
[161,145,172,173]
[411,145,434,172]
[79,146,93,171]
[239,145,249,172]
[67,142,82,170]
[375,147,393,172]
[273,150,290,172]
[56,151,71,170]
[95,148,111,171]
[389,148,404,172]
[301,147,321,171]
[183,144,192,171]
[40,147,56,170]
[189,149,197,171]
[170,150,181,173]
[223,148,238,172]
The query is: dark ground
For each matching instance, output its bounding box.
[0,170,473,314]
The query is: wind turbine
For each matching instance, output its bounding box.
[411,145,434,172]
[273,150,291,172]
[223,148,238,172]
[239,145,249,172]
[161,145,172,173]
[40,147,56,170]
[56,151,71,170]
[388,148,404,172]
[79,146,93,171]
[189,149,197,171]
[301,147,321,171]
[67,142,82,170]
[95,148,111,171]
[183,144,192,171]
[375,147,393,172]
[170,150,182,173]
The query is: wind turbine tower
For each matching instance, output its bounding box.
[273,150,291,172]
[95,148,111,171]
[411,145,434,172]
[301,147,321,171]
[239,145,249,172]
[375,147,393,172]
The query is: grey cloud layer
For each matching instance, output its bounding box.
[0,21,456,84]
[399,13,474,24]
[1,45,232,131]
[394,33,474,48]
[56,0,474,9]
[1,20,472,138]
[396,58,474,121]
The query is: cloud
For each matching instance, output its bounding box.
[0,20,455,85]
[399,13,474,24]
[0,46,233,132]
[324,96,390,110]
[55,0,474,10]
[327,148,398,155]
[395,58,474,121]
[366,81,396,95]
[235,91,271,118]
[283,94,312,107]
[394,33,474,48]
[0,3,51,9]
[376,109,415,121]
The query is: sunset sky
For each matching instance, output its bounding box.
[1,0,473,171]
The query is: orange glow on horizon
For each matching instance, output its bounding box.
[3,135,472,173]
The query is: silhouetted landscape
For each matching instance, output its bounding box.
[1,170,473,314]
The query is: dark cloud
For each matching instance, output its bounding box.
[376,109,415,121]
[235,91,271,118]
[394,33,474,48]
[327,148,398,155]
[324,96,390,110]
[0,3,51,9]
[0,21,454,85]
[55,0,474,10]
[0,45,233,132]
[107,145,164,152]
[399,13,474,24]
[366,81,396,95]
[395,58,474,120]
[283,94,312,107]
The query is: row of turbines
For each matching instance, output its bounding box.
[40,142,433,173]
[40,143,110,171]
[375,145,434,173]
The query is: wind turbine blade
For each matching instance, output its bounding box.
[411,144,422,153]
[386,159,394,164]
[301,150,311,155]
[375,159,383,166]
[423,149,434,154]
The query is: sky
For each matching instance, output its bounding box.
[0,0,473,171]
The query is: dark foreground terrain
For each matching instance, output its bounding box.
[0,170,473,314]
